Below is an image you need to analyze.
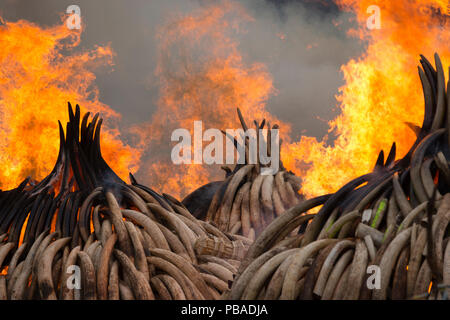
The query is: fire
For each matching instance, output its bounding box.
[134,1,286,198]
[18,213,30,246]
[0,18,140,190]
[283,0,450,198]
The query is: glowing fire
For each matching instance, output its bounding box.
[284,0,450,198]
[0,18,140,190]
[144,0,449,199]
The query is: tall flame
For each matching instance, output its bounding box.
[284,0,450,198]
[0,18,140,190]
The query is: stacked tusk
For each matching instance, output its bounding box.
[228,54,450,300]
[192,109,304,239]
[0,105,249,300]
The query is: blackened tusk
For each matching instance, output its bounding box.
[405,122,421,137]
[22,187,49,244]
[39,197,56,236]
[418,66,435,133]
[221,166,232,176]
[431,53,445,131]
[420,59,437,107]
[259,119,266,129]
[236,108,248,131]
[163,193,184,207]
[411,128,445,203]
[385,142,396,167]
[221,130,241,151]
[80,111,91,144]
[65,192,81,238]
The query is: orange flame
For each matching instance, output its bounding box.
[284,0,450,198]
[0,18,140,190]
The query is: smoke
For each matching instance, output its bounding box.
[234,0,364,138]
[0,0,364,195]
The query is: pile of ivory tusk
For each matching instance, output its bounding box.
[1,53,450,301]
[195,109,303,240]
[0,104,252,300]
[226,54,450,300]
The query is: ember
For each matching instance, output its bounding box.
[183,108,303,239]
